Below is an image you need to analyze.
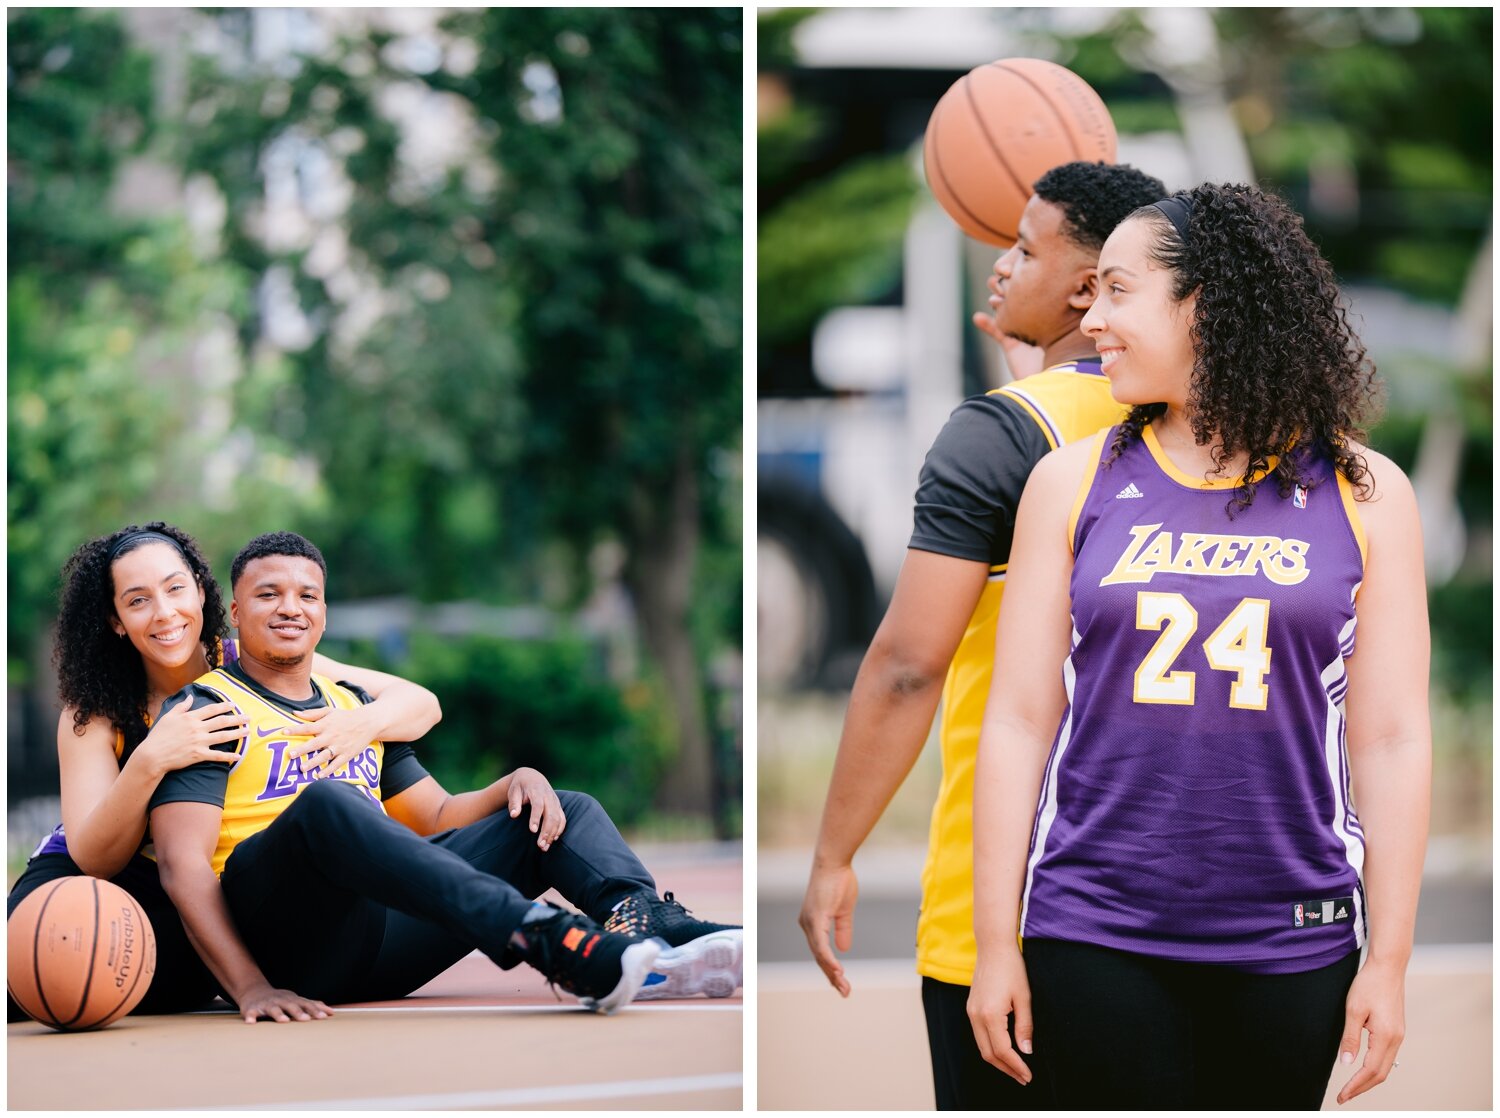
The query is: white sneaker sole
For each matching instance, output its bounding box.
[635,928,743,1000]
[581,938,662,1015]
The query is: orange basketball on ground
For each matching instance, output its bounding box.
[923,58,1117,247]
[8,877,156,1030]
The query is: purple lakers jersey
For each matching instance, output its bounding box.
[1020,425,1368,973]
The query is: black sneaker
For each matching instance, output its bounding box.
[604,890,740,947]
[517,909,661,1015]
[605,890,742,1001]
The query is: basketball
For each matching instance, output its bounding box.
[8,878,156,1030]
[922,58,1117,247]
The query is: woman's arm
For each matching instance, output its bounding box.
[59,704,243,878]
[1334,450,1432,1105]
[310,653,442,741]
[270,654,443,773]
[968,441,1092,1085]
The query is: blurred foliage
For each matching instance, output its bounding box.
[8,10,317,678]
[9,9,742,824]
[758,155,921,344]
[1032,7,1492,306]
[339,633,675,826]
[1370,400,1493,710]
[759,8,818,72]
[757,9,923,350]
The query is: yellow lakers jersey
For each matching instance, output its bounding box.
[191,666,386,874]
[915,361,1126,985]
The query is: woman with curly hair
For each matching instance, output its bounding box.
[8,522,441,1016]
[966,184,1429,1108]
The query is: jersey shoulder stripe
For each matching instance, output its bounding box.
[993,384,1062,448]
[1335,470,1368,569]
[1067,430,1113,555]
[991,365,1125,452]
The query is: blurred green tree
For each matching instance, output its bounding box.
[175,9,741,825]
[8,9,313,684]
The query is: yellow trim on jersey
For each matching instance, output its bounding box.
[992,388,1059,450]
[1336,470,1368,569]
[1067,431,1112,556]
[1142,424,1280,490]
[916,366,1126,985]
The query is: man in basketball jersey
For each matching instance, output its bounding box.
[798,161,1166,1107]
[150,532,740,1021]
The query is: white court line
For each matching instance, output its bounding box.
[211,1072,743,1110]
[189,1002,741,1016]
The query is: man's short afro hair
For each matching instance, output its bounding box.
[1032,161,1168,252]
[231,531,328,589]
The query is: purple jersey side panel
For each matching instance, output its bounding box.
[33,824,71,858]
[1021,430,1367,973]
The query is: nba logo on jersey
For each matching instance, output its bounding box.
[1294,485,1308,509]
[1293,903,1304,927]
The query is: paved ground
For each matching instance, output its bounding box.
[760,842,1491,1111]
[760,948,1491,1111]
[9,843,743,1111]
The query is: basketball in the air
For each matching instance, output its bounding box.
[8,877,156,1030]
[922,58,1117,247]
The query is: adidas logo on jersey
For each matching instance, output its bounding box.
[1115,483,1144,500]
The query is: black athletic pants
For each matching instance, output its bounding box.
[922,976,1036,1109]
[1023,938,1361,1110]
[7,852,220,1020]
[217,780,656,1004]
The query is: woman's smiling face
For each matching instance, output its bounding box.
[108,541,206,672]
[1080,214,1198,410]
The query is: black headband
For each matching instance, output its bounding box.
[1152,194,1194,244]
[106,530,186,563]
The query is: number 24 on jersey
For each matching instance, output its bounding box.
[1133,592,1272,711]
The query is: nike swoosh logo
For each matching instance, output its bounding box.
[256,725,286,738]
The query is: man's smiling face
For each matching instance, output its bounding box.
[230,554,327,667]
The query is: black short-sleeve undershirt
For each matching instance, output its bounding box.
[909,393,1054,568]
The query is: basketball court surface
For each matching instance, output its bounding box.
[760,947,1490,1111]
[9,844,742,1111]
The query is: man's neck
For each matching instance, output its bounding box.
[235,651,316,701]
[1038,323,1101,371]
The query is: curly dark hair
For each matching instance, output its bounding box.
[54,522,228,743]
[230,531,327,590]
[1033,161,1168,252]
[1106,182,1382,511]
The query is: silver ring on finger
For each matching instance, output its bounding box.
[1392,1061,1400,1070]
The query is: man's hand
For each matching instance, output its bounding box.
[972,266,1045,379]
[235,981,333,1024]
[507,768,565,850]
[799,862,859,997]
